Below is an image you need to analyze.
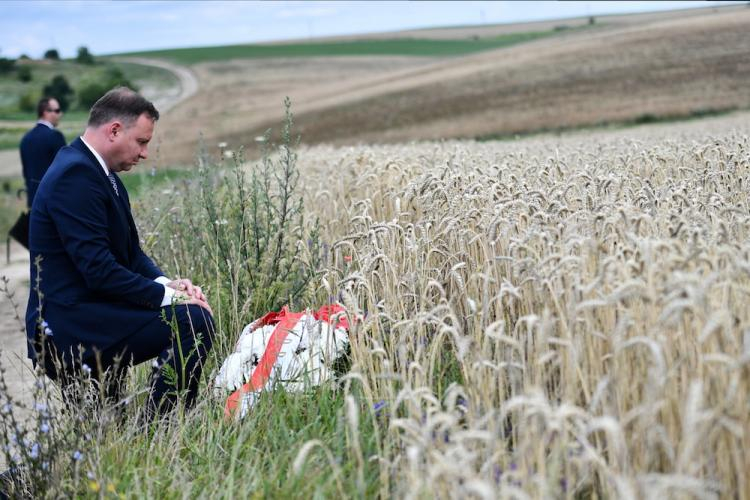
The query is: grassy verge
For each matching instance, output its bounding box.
[120,167,190,197]
[0,168,189,239]
[115,28,582,64]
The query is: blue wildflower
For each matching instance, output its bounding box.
[373,400,389,420]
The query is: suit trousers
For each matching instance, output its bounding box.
[38,304,215,421]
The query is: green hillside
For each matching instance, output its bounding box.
[115,29,571,64]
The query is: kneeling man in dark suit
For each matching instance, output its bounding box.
[25,87,214,420]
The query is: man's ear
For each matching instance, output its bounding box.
[107,121,123,141]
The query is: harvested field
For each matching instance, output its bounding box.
[154,5,750,166]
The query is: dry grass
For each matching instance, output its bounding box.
[288,122,750,497]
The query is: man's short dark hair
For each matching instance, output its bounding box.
[36,97,54,118]
[87,86,159,128]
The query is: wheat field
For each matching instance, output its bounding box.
[288,123,750,498]
[3,113,749,497]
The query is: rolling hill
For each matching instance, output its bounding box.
[121,4,750,165]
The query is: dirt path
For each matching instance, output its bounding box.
[0,241,34,449]
[112,57,199,114]
[0,149,21,178]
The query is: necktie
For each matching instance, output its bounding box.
[107,172,119,196]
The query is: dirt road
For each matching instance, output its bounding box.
[111,57,199,114]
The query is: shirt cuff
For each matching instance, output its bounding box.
[154,276,171,286]
[160,285,176,307]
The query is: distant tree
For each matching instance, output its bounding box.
[588,16,596,25]
[0,57,15,74]
[43,48,60,60]
[18,54,30,60]
[43,74,74,111]
[19,90,39,112]
[76,46,95,65]
[17,65,32,82]
[77,66,138,109]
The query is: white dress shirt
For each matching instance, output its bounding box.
[79,136,175,307]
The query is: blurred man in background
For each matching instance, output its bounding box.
[20,97,67,207]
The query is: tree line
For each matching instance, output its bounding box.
[0,46,137,113]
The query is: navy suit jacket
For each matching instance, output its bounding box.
[26,137,167,363]
[20,123,67,207]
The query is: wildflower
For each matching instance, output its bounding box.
[44,326,53,336]
[89,481,100,493]
[29,442,39,459]
[82,364,92,375]
[152,359,160,369]
[493,465,503,483]
[35,379,44,389]
[1,402,11,414]
[72,450,83,461]
[344,255,352,263]
[42,461,49,471]
[87,471,96,480]
[34,402,47,413]
[253,136,265,143]
[40,422,50,434]
[373,400,388,418]
[456,396,469,410]
[107,483,116,493]
[218,142,227,148]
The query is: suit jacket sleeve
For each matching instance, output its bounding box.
[52,129,66,152]
[46,162,165,308]
[131,248,164,280]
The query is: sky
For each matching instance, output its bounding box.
[0,1,743,58]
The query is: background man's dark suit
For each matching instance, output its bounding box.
[26,137,214,415]
[20,122,66,207]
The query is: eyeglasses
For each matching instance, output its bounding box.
[46,108,62,114]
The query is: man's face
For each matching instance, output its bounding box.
[43,99,62,127]
[109,113,155,172]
